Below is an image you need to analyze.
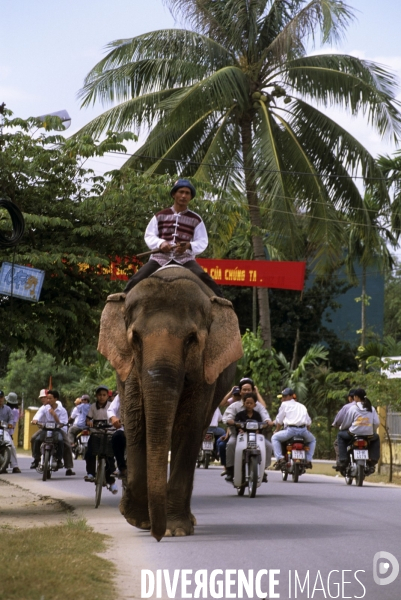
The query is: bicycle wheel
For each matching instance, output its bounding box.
[0,446,10,473]
[355,464,365,487]
[95,457,106,508]
[42,449,51,482]
[248,456,258,498]
[292,463,300,483]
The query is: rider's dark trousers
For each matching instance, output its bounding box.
[85,435,115,484]
[124,259,223,297]
[112,429,126,471]
[337,431,380,462]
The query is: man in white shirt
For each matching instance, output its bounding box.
[31,390,75,475]
[223,386,273,482]
[68,394,91,446]
[123,179,222,297]
[271,388,316,468]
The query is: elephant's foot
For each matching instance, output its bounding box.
[164,516,195,537]
[126,517,151,530]
[119,496,150,530]
[190,513,197,526]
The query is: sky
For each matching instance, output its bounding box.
[1,0,401,176]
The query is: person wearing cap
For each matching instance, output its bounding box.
[0,391,21,473]
[31,390,75,475]
[68,394,91,447]
[331,389,357,468]
[123,179,222,297]
[84,386,118,494]
[223,380,273,481]
[271,388,316,469]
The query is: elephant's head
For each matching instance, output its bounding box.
[98,267,242,538]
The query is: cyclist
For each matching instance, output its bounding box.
[84,385,118,494]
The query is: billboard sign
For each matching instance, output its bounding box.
[0,262,45,302]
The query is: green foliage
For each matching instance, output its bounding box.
[4,349,81,406]
[236,328,280,395]
[3,348,116,409]
[0,111,136,368]
[275,343,329,402]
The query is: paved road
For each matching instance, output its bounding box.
[6,456,401,600]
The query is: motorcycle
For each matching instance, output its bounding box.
[0,421,13,473]
[280,436,308,483]
[73,428,90,460]
[196,429,219,469]
[233,420,267,498]
[344,435,373,487]
[35,422,66,481]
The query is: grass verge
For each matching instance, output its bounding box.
[0,517,116,600]
[309,462,401,485]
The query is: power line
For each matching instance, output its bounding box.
[103,150,395,183]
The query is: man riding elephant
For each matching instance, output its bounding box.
[124,179,223,297]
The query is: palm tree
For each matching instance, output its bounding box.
[78,0,401,348]
[275,343,328,401]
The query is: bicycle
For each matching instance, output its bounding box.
[88,420,116,508]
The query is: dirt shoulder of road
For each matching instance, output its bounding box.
[0,478,70,528]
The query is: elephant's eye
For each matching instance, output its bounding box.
[132,330,142,348]
[186,332,198,346]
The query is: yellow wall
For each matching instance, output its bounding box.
[23,407,40,450]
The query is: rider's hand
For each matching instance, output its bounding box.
[160,241,174,253]
[110,416,122,429]
[174,242,190,254]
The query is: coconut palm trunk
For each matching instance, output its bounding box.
[241,117,272,348]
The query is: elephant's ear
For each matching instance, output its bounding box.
[204,296,243,384]
[98,293,134,382]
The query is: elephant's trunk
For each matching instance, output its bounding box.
[142,360,184,541]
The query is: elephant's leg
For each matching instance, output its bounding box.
[120,375,150,530]
[165,385,214,536]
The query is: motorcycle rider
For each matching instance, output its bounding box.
[234,393,262,430]
[271,388,316,469]
[223,381,273,482]
[85,385,118,494]
[336,388,380,474]
[0,391,20,473]
[332,389,357,466]
[5,392,21,473]
[68,394,91,447]
[31,390,75,475]
[107,393,126,478]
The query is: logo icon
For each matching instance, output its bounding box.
[373,551,399,586]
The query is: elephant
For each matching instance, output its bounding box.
[98,265,243,541]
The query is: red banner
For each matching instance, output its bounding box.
[197,258,306,290]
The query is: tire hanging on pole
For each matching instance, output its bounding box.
[0,198,25,248]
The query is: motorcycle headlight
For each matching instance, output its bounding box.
[245,421,259,430]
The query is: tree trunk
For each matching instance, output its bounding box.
[252,286,257,334]
[241,117,272,349]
